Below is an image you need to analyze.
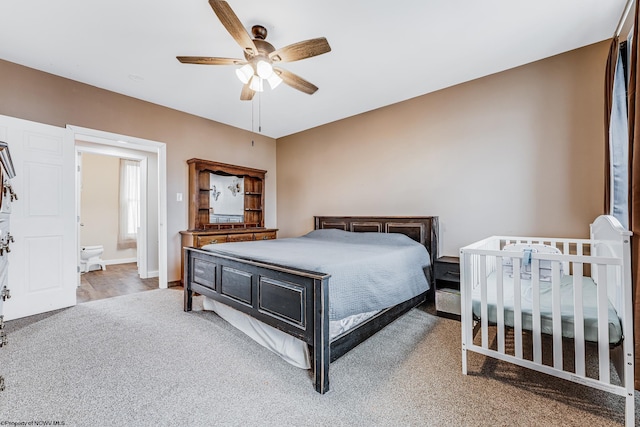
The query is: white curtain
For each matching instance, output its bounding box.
[118,159,141,249]
[610,39,631,229]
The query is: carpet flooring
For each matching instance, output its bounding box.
[0,288,637,426]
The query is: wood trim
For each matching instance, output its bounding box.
[187,158,267,179]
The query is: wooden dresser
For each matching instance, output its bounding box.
[181,228,277,247]
[180,158,277,282]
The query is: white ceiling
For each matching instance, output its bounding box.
[0,0,628,139]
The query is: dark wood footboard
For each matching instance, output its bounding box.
[184,247,332,393]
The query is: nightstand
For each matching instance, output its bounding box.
[434,256,460,320]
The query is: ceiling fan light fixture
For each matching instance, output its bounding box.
[235,64,254,84]
[267,72,282,90]
[256,60,273,79]
[249,75,264,92]
[178,2,331,100]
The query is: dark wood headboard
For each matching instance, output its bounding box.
[314,216,439,286]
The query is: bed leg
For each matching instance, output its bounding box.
[183,248,193,312]
[184,287,193,312]
[313,277,330,394]
[313,343,330,394]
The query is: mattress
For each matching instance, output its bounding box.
[471,272,623,344]
[202,228,432,320]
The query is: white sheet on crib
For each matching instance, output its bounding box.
[471,272,623,344]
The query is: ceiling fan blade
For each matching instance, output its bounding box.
[240,84,255,101]
[176,56,245,65]
[209,0,258,57]
[270,37,331,63]
[274,67,318,95]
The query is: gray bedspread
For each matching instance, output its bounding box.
[201,229,431,320]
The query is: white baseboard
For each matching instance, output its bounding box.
[141,270,159,279]
[104,257,138,265]
[100,259,158,279]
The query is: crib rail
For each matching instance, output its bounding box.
[460,216,634,426]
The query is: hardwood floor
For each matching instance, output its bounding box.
[77,262,159,304]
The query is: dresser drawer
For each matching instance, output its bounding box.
[434,258,460,283]
[227,233,254,242]
[197,234,228,247]
[254,231,276,241]
[436,288,461,318]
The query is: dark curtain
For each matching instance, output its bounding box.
[626,1,640,390]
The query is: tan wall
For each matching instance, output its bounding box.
[0,39,610,275]
[0,59,277,282]
[80,153,136,262]
[276,41,610,257]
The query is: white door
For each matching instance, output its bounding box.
[0,115,76,320]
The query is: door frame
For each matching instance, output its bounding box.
[67,125,168,289]
[76,146,149,277]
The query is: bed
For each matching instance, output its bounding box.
[460,215,634,426]
[183,216,438,394]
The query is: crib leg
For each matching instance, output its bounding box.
[626,393,634,427]
[462,347,467,375]
[461,320,471,375]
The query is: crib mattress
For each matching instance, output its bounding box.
[471,273,623,344]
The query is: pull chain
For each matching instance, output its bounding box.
[250,88,263,146]
[251,95,255,146]
[259,90,262,133]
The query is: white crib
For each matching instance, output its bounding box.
[460,215,635,426]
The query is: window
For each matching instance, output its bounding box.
[118,159,141,249]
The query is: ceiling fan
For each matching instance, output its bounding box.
[177,0,331,101]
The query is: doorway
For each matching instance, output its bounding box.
[76,150,157,303]
[70,125,168,302]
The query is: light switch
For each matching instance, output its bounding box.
[176,193,183,202]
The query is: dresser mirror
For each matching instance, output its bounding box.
[209,173,245,223]
[187,158,266,231]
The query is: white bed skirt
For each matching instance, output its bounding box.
[203,296,378,369]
